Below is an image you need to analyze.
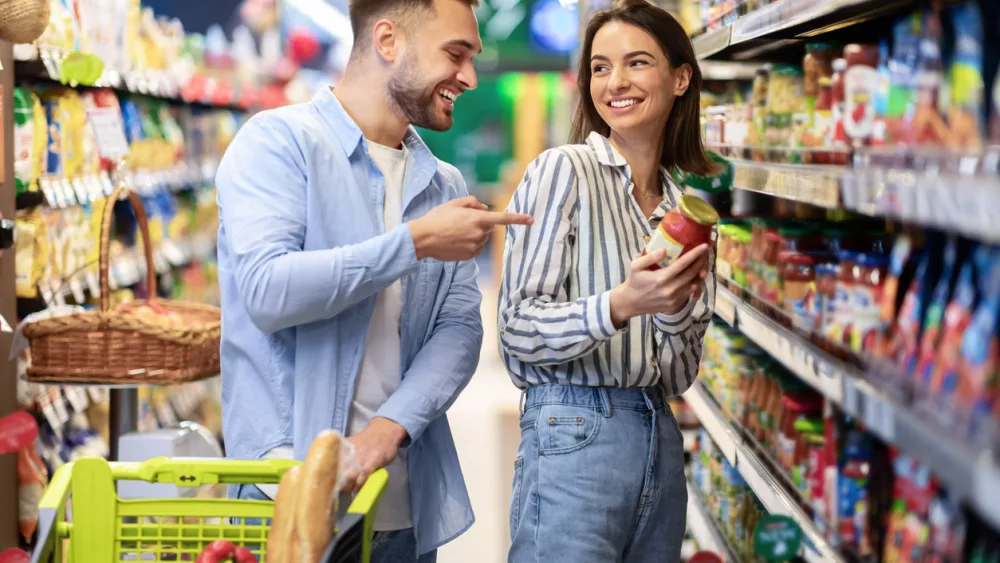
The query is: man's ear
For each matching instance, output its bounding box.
[372,18,405,63]
[673,63,692,96]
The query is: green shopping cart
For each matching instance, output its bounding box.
[29,456,388,563]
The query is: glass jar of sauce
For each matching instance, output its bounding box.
[779,251,816,331]
[850,252,889,353]
[646,194,719,268]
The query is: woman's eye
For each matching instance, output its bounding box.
[592,65,608,73]
[631,60,647,67]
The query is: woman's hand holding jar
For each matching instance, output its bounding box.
[609,243,711,327]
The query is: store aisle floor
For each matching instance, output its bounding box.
[436,282,520,563]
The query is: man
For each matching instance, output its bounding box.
[214,0,532,560]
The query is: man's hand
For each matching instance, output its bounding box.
[342,417,409,495]
[409,196,533,262]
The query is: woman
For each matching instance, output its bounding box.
[498,1,717,561]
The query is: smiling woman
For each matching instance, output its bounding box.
[498,0,719,561]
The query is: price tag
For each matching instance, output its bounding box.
[716,290,737,325]
[101,170,116,195]
[69,277,86,303]
[39,395,62,435]
[70,177,90,203]
[87,107,130,160]
[59,178,77,207]
[51,389,70,425]
[86,269,101,297]
[66,387,89,412]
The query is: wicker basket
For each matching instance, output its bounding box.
[22,184,221,385]
[0,0,50,44]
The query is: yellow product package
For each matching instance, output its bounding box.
[14,214,49,299]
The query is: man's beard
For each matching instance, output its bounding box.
[386,52,454,132]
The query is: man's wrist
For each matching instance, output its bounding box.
[370,416,409,447]
[408,218,431,260]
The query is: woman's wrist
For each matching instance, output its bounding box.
[609,286,636,327]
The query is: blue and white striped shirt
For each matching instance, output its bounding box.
[498,132,716,394]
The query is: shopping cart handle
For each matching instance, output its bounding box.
[109,456,300,486]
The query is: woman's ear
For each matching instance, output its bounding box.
[673,63,693,97]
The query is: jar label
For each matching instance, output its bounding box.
[645,229,684,267]
[844,65,878,140]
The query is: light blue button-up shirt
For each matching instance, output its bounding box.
[215,89,482,554]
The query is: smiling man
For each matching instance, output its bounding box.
[214,0,533,561]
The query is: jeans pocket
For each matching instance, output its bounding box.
[509,457,524,539]
[537,405,601,455]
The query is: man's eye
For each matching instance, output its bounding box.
[447,51,461,61]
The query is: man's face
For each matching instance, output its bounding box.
[386,0,482,131]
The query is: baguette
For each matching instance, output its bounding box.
[266,465,301,563]
[296,430,343,562]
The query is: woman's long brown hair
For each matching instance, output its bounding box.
[569,0,715,176]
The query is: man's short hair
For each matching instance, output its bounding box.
[349,0,480,49]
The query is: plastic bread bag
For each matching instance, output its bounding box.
[267,430,360,563]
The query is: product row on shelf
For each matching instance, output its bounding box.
[683,319,1000,563]
[695,0,1000,241]
[10,0,290,109]
[12,81,239,310]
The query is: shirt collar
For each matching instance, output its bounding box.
[312,87,432,161]
[586,131,628,167]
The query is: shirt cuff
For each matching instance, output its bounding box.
[587,291,623,340]
[653,298,694,335]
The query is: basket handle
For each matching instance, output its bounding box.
[99,182,157,312]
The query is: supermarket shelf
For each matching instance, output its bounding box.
[731,160,842,209]
[13,47,248,112]
[715,284,1000,530]
[727,158,1000,243]
[686,479,742,562]
[692,0,914,60]
[683,383,842,563]
[700,61,762,82]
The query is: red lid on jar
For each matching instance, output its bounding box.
[778,251,815,265]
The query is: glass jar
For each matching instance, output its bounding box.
[803,43,836,99]
[829,251,860,348]
[843,44,880,147]
[850,252,889,353]
[761,229,783,306]
[779,251,816,330]
[646,194,719,268]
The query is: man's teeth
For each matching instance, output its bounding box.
[611,99,638,108]
[439,89,457,101]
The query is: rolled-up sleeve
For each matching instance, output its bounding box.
[497,150,621,367]
[216,114,420,333]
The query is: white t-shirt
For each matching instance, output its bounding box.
[258,138,412,531]
[347,140,412,531]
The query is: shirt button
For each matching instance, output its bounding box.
[500,328,505,334]
[652,360,658,368]
[643,235,651,243]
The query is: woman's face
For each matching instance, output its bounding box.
[588,21,691,140]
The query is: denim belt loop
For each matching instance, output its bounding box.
[596,387,613,418]
[641,388,656,413]
[519,388,528,417]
